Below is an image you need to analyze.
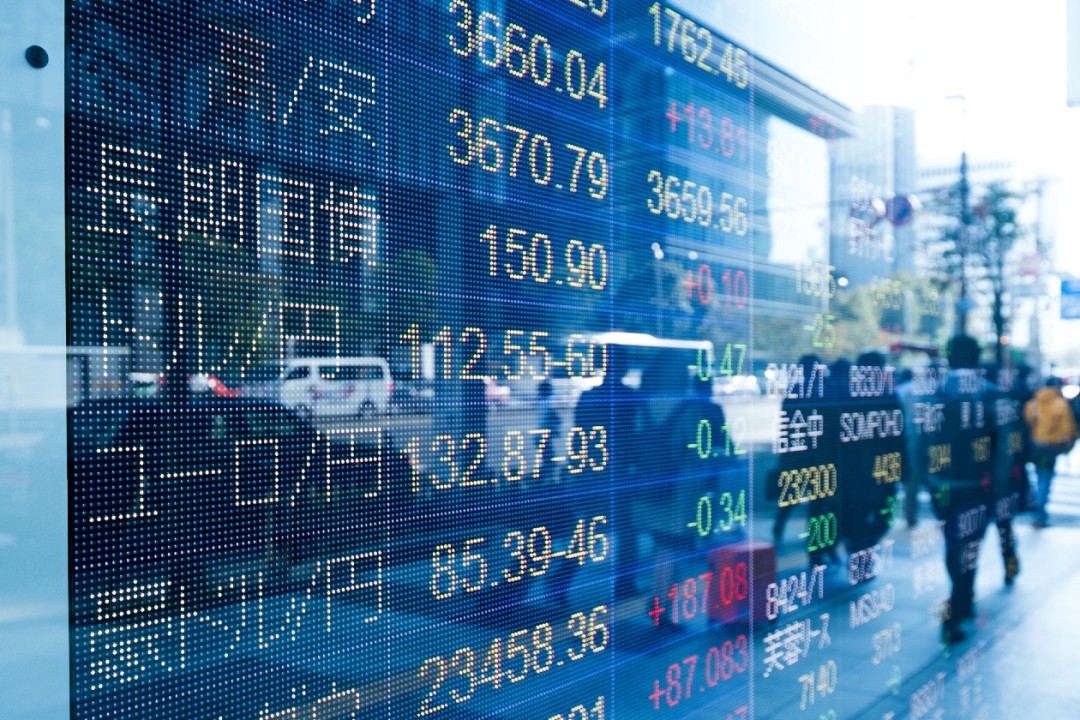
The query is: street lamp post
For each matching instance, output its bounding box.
[946,95,972,335]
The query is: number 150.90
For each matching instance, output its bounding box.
[481,224,606,291]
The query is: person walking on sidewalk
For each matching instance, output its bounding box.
[985,363,1026,585]
[1023,377,1078,528]
[926,335,995,645]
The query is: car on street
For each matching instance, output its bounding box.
[279,357,394,417]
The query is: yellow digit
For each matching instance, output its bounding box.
[504,530,526,582]
[646,169,664,214]
[588,425,608,471]
[448,108,473,165]
[567,611,588,660]
[448,647,476,703]
[447,0,474,57]
[432,544,458,599]
[476,11,502,67]
[503,430,526,482]
[504,23,528,76]
[532,622,555,673]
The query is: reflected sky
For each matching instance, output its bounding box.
[675,0,1080,359]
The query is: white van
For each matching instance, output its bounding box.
[279,357,393,418]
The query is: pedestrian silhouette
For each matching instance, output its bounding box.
[926,334,995,644]
[839,351,903,559]
[1023,376,1078,528]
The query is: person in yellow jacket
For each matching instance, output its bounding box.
[1023,377,1079,527]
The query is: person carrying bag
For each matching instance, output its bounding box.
[1023,377,1079,528]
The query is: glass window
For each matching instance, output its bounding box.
[2,1,1076,718]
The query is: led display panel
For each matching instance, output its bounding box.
[65,1,1012,719]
